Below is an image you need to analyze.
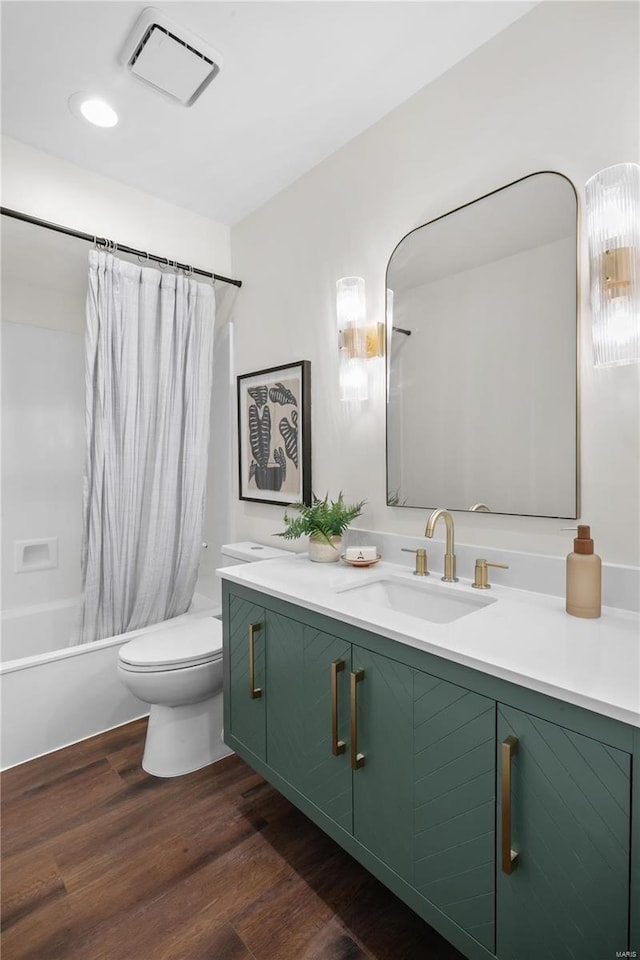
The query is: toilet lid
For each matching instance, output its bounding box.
[119,617,223,671]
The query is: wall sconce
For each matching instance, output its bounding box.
[336,276,384,401]
[586,162,639,367]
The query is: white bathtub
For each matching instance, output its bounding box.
[0,593,220,770]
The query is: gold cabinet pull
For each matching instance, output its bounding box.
[350,669,365,770]
[248,622,262,699]
[331,660,346,756]
[501,735,519,874]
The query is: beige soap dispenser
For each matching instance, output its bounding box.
[566,525,601,619]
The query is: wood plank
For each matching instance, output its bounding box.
[302,918,370,960]
[1,719,465,960]
[1,850,66,932]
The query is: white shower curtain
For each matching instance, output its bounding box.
[79,251,215,644]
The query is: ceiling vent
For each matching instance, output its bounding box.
[120,8,222,107]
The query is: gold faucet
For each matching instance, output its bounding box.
[425,508,458,582]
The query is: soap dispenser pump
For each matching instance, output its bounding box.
[565,525,601,619]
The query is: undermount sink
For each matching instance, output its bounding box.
[337,576,496,624]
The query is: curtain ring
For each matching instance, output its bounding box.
[137,251,149,265]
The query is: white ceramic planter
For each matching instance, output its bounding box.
[308,535,342,563]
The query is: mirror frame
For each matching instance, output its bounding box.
[385,170,580,519]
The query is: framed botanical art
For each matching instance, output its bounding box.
[237,360,311,506]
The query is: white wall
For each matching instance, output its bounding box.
[1,136,231,276]
[230,1,640,566]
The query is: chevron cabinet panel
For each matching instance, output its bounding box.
[497,704,631,960]
[228,594,267,760]
[265,610,306,786]
[265,618,353,832]
[352,646,415,883]
[300,628,353,832]
[413,673,496,952]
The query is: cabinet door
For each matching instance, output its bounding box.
[228,594,266,761]
[413,673,496,951]
[497,704,631,960]
[266,615,352,832]
[352,646,414,883]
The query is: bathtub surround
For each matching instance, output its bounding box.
[80,251,215,643]
[0,321,84,609]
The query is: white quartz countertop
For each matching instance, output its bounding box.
[218,555,640,728]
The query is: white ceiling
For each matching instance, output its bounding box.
[1,1,536,225]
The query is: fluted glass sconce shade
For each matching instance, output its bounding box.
[586,162,640,367]
[337,277,368,401]
[336,276,384,401]
[339,358,369,402]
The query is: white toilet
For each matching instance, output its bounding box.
[117,541,289,777]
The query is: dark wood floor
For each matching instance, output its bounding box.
[1,719,464,960]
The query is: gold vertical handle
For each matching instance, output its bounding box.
[350,669,365,770]
[501,735,518,874]
[248,622,262,699]
[331,660,345,756]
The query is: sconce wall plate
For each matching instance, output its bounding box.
[339,323,385,360]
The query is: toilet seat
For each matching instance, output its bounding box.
[119,617,223,673]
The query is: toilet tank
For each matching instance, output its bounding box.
[220,541,291,566]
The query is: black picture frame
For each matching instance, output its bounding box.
[237,360,311,506]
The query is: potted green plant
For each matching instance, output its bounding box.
[277,492,365,562]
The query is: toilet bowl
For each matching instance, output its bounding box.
[117,541,290,777]
[118,616,229,777]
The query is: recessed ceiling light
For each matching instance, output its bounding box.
[68,92,119,128]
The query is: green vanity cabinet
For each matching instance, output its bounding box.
[223,581,637,960]
[227,592,267,761]
[264,612,416,875]
[265,616,353,832]
[349,644,415,880]
[496,704,632,960]
[413,673,496,951]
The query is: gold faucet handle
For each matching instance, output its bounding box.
[401,547,429,576]
[472,558,509,590]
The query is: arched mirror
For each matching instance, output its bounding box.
[386,171,578,519]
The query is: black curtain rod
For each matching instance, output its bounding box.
[0,206,242,288]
